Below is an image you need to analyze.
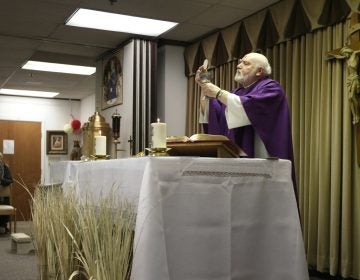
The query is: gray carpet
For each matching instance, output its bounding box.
[0,221,38,280]
[0,221,350,280]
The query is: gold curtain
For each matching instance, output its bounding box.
[268,22,360,278]
[185,20,360,278]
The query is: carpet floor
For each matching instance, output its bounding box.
[0,221,353,280]
[0,221,37,280]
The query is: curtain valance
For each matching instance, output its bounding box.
[184,0,358,76]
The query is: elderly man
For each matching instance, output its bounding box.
[196,52,296,187]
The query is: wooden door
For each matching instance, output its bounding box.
[0,120,41,220]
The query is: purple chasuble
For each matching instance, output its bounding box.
[204,77,297,193]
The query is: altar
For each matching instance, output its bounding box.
[51,157,309,279]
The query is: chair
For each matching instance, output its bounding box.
[0,185,17,233]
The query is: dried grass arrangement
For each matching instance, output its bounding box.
[31,185,135,280]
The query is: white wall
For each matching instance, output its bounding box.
[97,43,187,157]
[0,95,81,183]
[80,94,96,124]
[95,43,187,158]
[158,45,187,136]
[0,42,187,182]
[97,41,134,158]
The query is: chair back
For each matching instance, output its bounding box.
[0,185,11,199]
[0,184,16,233]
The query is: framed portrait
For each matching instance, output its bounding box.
[46,130,68,155]
[102,48,124,110]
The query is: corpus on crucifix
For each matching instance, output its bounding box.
[327,11,360,166]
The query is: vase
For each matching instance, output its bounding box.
[70,140,82,160]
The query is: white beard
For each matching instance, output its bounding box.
[235,70,257,87]
[235,71,250,85]
[234,72,241,83]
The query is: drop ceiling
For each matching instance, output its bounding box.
[0,0,279,100]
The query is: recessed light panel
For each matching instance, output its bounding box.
[66,8,178,37]
[0,89,59,98]
[22,61,96,75]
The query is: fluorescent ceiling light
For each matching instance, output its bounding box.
[22,61,96,75]
[0,89,59,98]
[66,8,178,37]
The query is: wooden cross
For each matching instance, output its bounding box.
[327,12,360,166]
[128,135,134,156]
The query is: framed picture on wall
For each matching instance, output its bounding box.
[102,48,124,110]
[46,130,68,154]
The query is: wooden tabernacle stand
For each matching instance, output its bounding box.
[166,134,244,158]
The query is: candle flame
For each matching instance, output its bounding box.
[99,131,102,136]
[157,118,160,123]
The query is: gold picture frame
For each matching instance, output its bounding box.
[46,130,68,155]
[102,48,124,110]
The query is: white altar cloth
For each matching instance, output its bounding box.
[59,158,149,204]
[51,157,308,280]
[132,157,308,280]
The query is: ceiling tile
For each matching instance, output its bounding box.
[51,25,129,49]
[221,0,279,11]
[80,0,211,22]
[188,5,252,28]
[37,42,106,59]
[162,23,215,42]
[0,0,282,100]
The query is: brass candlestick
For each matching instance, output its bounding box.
[113,139,125,158]
[145,147,171,157]
[112,111,125,158]
[89,154,111,160]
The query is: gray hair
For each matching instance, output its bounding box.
[247,52,272,75]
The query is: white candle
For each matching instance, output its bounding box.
[94,135,107,155]
[151,119,167,149]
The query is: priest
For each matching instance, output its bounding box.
[196,52,296,189]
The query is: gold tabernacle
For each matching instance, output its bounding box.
[82,111,111,158]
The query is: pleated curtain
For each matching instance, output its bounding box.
[132,39,157,155]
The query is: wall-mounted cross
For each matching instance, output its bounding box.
[128,135,134,156]
[327,12,360,166]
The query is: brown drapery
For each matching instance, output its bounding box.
[184,0,356,77]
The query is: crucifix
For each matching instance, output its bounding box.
[128,135,134,156]
[327,12,360,166]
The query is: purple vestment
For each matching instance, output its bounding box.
[204,77,297,192]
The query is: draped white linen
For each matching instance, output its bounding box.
[51,157,308,279]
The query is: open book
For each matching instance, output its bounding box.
[166,134,245,158]
[166,134,229,143]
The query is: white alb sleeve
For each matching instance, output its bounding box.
[225,93,251,129]
[199,98,209,124]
